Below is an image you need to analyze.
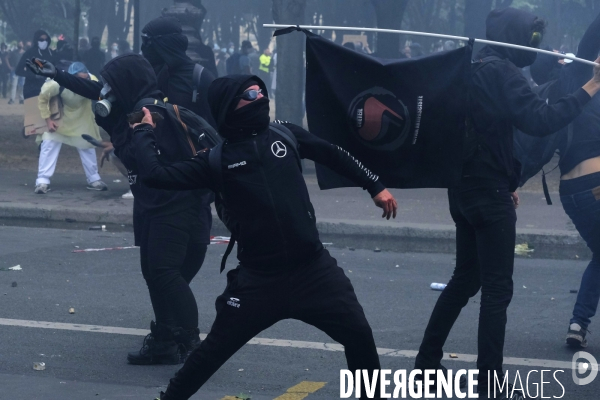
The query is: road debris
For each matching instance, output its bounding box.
[374,248,381,252]
[1,265,22,271]
[238,369,244,372]
[210,236,230,244]
[89,225,107,231]
[69,308,75,314]
[449,354,458,359]
[72,246,138,253]
[65,218,76,223]
[349,247,355,251]
[514,243,534,256]
[430,283,447,291]
[11,282,17,287]
[33,362,45,371]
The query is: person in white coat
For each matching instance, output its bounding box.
[35,62,107,194]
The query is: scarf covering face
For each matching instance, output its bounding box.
[481,7,540,68]
[207,75,270,140]
[141,16,191,72]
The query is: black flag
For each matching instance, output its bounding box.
[301,30,473,189]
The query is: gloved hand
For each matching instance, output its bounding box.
[25,58,57,78]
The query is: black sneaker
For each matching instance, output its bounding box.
[479,383,528,399]
[127,321,183,365]
[172,327,201,362]
[566,323,589,348]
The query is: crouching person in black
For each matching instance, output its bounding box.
[133,75,398,400]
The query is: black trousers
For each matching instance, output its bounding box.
[415,177,516,390]
[139,208,208,330]
[162,249,381,400]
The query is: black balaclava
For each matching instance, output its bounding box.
[208,75,270,140]
[480,7,543,68]
[142,16,190,73]
[529,46,562,85]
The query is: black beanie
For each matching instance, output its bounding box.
[142,16,182,36]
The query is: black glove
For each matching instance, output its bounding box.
[25,58,57,79]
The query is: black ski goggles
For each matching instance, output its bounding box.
[530,31,543,48]
[236,89,264,101]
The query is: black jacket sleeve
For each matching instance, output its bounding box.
[133,124,213,191]
[53,69,103,100]
[276,121,385,197]
[563,11,600,88]
[502,70,591,137]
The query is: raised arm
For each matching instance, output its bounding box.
[26,58,102,100]
[275,121,397,218]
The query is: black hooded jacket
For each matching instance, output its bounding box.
[464,7,592,181]
[142,17,217,128]
[99,54,212,240]
[17,30,56,99]
[134,75,385,270]
[82,38,105,76]
[530,13,600,175]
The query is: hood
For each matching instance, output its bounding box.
[479,7,541,68]
[100,53,162,112]
[142,16,191,70]
[529,46,562,85]
[33,30,50,43]
[207,74,269,131]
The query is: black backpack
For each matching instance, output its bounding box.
[133,97,221,155]
[513,80,572,204]
[192,64,204,103]
[208,123,301,272]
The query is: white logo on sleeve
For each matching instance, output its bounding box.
[227,297,240,308]
[271,141,287,158]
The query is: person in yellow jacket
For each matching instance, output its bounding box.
[35,62,107,194]
[258,48,271,90]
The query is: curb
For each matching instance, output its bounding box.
[0,204,590,260]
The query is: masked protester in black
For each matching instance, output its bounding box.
[103,54,213,365]
[16,30,56,99]
[413,8,600,399]
[133,75,398,400]
[141,16,217,128]
[26,53,210,364]
[528,12,600,349]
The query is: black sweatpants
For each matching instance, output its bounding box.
[139,207,208,330]
[162,249,381,400]
[415,177,516,390]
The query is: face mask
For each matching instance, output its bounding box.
[112,45,118,51]
[141,43,163,67]
[38,41,48,51]
[220,97,270,139]
[228,48,234,55]
[95,82,118,117]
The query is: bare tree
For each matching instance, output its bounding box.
[273,0,306,124]
[370,0,409,58]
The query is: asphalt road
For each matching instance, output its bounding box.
[0,225,598,399]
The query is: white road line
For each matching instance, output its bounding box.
[0,318,593,371]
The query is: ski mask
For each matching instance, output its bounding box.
[141,16,189,71]
[481,7,546,68]
[208,75,270,140]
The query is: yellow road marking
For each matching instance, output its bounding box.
[273,381,327,400]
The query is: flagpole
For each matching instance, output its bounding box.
[263,24,599,67]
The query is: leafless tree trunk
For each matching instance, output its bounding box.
[272,0,306,124]
[370,0,409,58]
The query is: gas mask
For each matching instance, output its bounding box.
[95,82,117,117]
